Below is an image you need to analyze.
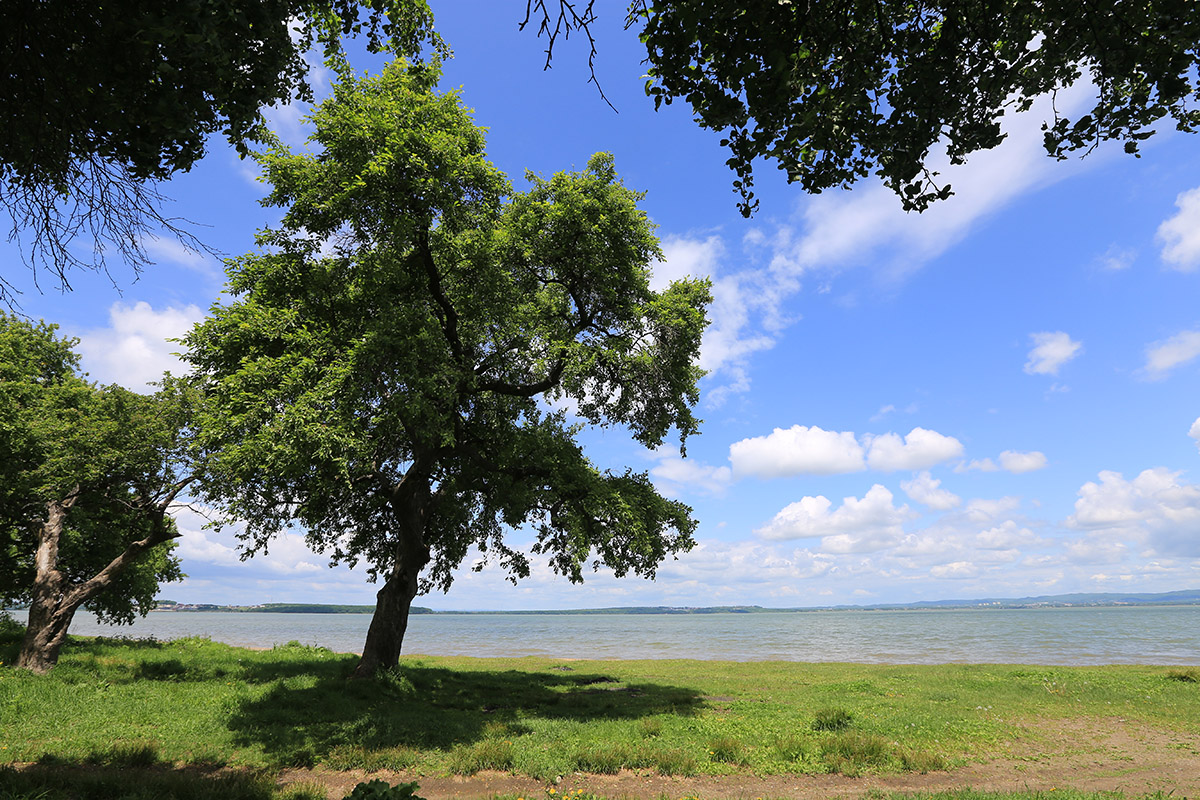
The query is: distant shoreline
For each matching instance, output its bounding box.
[145,588,1200,615]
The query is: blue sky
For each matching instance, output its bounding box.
[10,5,1200,609]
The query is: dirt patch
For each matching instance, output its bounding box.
[280,717,1200,799]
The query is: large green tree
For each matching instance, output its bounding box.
[0,0,442,302]
[0,315,196,673]
[183,60,710,677]
[528,0,1200,214]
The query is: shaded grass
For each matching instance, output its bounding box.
[2,629,1199,782]
[0,764,323,800]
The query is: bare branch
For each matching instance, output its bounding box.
[0,154,218,308]
[519,0,616,111]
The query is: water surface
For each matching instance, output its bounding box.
[14,605,1199,664]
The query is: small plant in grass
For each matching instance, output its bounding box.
[377,666,418,697]
[819,731,891,776]
[813,707,854,731]
[899,748,947,772]
[772,733,811,763]
[573,743,628,774]
[344,780,427,800]
[448,738,514,774]
[1166,668,1199,683]
[706,735,747,765]
[638,717,663,738]
[649,746,698,776]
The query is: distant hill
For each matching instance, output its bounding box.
[149,589,1200,615]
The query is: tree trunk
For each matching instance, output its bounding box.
[353,478,432,678]
[16,599,78,674]
[16,496,77,674]
[15,489,182,674]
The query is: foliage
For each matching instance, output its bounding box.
[343,780,426,800]
[524,1,1200,215]
[184,59,710,672]
[0,0,444,301]
[0,314,194,670]
[632,0,1200,214]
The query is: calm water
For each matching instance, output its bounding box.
[12,605,1200,664]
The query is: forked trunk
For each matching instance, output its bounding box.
[16,599,78,674]
[352,477,432,678]
[16,496,78,674]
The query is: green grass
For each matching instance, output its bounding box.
[2,629,1199,782]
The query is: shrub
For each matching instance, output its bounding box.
[345,780,427,800]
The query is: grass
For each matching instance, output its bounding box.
[2,627,1199,784]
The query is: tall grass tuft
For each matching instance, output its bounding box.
[813,707,854,731]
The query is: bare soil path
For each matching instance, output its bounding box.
[282,717,1200,799]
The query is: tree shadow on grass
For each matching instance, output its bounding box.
[226,661,704,767]
[0,762,310,800]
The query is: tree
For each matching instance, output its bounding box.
[525,1,1200,214]
[0,314,196,673]
[0,0,443,303]
[183,60,710,677]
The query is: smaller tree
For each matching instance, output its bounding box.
[0,314,195,673]
[185,60,711,676]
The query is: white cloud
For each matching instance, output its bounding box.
[142,234,215,276]
[730,425,865,477]
[1024,331,1082,376]
[998,450,1048,473]
[1067,467,1200,557]
[647,446,732,497]
[1142,330,1200,380]
[1190,417,1200,452]
[767,83,1097,281]
[975,521,1040,550]
[901,471,961,510]
[756,485,914,554]
[956,458,998,473]
[865,427,964,471]
[652,234,783,403]
[1096,244,1136,271]
[1157,187,1200,271]
[77,301,205,390]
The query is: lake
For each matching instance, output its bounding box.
[10,605,1200,664]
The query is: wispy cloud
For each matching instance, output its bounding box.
[1024,331,1082,376]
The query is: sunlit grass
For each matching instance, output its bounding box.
[2,625,1198,782]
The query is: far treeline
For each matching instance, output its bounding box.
[150,588,1200,615]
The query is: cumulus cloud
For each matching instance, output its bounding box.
[901,471,961,510]
[998,450,1048,473]
[647,446,732,497]
[1024,331,1082,376]
[1067,467,1200,557]
[730,424,963,477]
[756,485,914,554]
[730,425,865,477]
[975,521,1040,550]
[865,427,964,471]
[77,301,205,390]
[1142,330,1200,380]
[1158,187,1200,271]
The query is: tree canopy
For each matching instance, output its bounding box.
[0,0,442,301]
[529,0,1200,214]
[183,60,710,676]
[1,314,196,672]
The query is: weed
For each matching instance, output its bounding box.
[813,707,854,731]
[820,731,891,775]
[344,780,426,800]
[573,744,628,774]
[447,738,514,774]
[638,717,663,738]
[706,735,746,765]
[772,734,810,763]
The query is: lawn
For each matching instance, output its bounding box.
[2,624,1198,798]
